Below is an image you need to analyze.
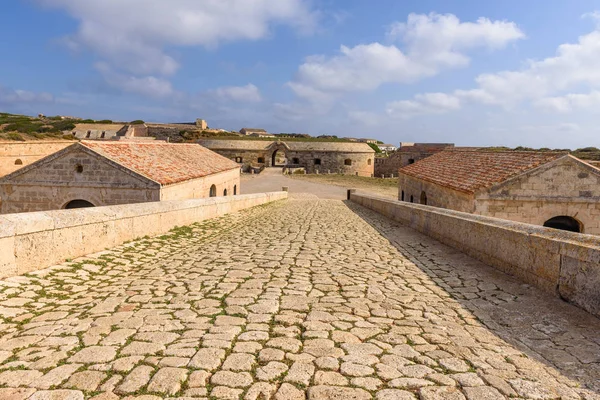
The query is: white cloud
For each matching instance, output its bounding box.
[388,17,600,118]
[212,84,262,103]
[38,0,317,76]
[95,63,175,98]
[388,13,524,68]
[0,86,54,104]
[450,20,600,109]
[387,92,461,118]
[289,12,523,102]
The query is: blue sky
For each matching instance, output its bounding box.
[2,0,600,148]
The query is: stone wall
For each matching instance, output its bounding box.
[287,150,373,177]
[160,169,241,200]
[375,145,453,177]
[213,148,374,177]
[0,141,72,177]
[350,193,600,318]
[0,191,287,278]
[398,174,474,212]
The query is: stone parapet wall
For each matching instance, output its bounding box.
[0,192,287,278]
[350,193,600,317]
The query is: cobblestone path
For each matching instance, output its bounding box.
[0,196,598,400]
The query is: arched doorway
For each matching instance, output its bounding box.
[234,185,237,195]
[543,216,582,233]
[65,199,95,209]
[420,191,427,205]
[271,150,287,167]
[209,185,217,197]
[223,188,228,196]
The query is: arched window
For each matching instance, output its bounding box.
[14,159,23,165]
[345,159,352,166]
[401,190,405,201]
[223,188,228,196]
[410,195,414,203]
[257,157,265,163]
[408,159,415,164]
[234,185,237,195]
[235,157,243,163]
[367,159,372,165]
[314,158,321,165]
[543,216,582,233]
[75,165,84,173]
[65,200,95,209]
[209,185,217,197]
[420,191,427,205]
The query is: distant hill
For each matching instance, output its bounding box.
[0,112,79,141]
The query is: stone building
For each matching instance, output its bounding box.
[199,139,375,176]
[67,123,149,140]
[0,141,72,177]
[239,128,268,136]
[0,141,240,214]
[374,142,453,177]
[398,149,600,234]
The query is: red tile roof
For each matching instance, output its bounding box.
[399,149,566,193]
[81,141,239,186]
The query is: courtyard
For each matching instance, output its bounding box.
[0,195,598,399]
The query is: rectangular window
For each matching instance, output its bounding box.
[314,158,321,165]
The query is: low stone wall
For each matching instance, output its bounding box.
[350,193,600,317]
[0,192,287,278]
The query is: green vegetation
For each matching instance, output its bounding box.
[0,112,78,140]
[368,142,382,153]
[129,119,145,124]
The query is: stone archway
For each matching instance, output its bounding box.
[543,216,582,233]
[64,199,95,209]
[271,150,287,167]
[266,141,291,167]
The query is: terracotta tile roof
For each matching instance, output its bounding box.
[81,141,239,186]
[400,149,566,193]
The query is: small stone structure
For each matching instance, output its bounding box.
[398,148,600,234]
[0,141,240,214]
[374,142,453,177]
[0,141,72,177]
[199,139,375,177]
[240,128,268,136]
[67,123,149,140]
[196,119,208,129]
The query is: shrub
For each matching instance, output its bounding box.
[6,132,25,141]
[130,120,145,125]
[96,119,113,124]
[368,143,382,153]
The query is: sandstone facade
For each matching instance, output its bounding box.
[399,150,600,235]
[0,141,72,177]
[0,142,240,214]
[199,139,375,177]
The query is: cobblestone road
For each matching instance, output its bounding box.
[0,197,598,400]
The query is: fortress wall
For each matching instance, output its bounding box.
[350,192,600,318]
[0,191,287,278]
